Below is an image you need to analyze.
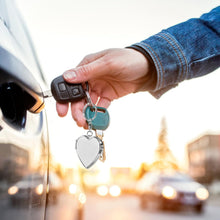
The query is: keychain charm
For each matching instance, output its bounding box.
[75,130,104,169]
[75,82,109,169]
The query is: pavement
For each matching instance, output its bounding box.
[207,194,220,206]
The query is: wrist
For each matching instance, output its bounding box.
[126,46,157,91]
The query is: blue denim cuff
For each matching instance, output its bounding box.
[131,31,188,98]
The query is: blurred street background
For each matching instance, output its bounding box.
[1,192,219,220]
[6,0,220,219]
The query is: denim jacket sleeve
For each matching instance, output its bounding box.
[129,6,220,98]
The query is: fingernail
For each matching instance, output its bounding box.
[63,70,76,80]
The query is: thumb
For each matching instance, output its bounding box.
[63,60,103,84]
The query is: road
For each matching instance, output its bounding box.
[84,194,220,220]
[0,193,220,220]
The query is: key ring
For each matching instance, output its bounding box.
[85,82,93,105]
[86,81,89,92]
[83,82,97,122]
[83,102,97,122]
[85,90,94,106]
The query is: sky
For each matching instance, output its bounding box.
[16,0,220,170]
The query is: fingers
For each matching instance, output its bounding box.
[63,59,106,84]
[62,49,113,84]
[76,50,107,67]
[56,49,118,126]
[56,103,69,117]
[96,97,111,109]
[70,101,87,128]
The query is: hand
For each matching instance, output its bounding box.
[56,48,150,128]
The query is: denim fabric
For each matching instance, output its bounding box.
[130,6,220,98]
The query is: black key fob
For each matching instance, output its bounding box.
[51,75,86,103]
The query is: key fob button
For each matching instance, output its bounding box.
[58,83,66,91]
[51,75,86,103]
[72,88,80,96]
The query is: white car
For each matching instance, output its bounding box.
[136,171,209,213]
[0,0,84,219]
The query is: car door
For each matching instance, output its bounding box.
[0,0,49,220]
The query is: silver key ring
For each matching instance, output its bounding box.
[85,90,93,105]
[85,81,89,92]
[83,103,97,122]
[87,130,93,137]
[83,82,97,122]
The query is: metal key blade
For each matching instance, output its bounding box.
[42,90,53,99]
[95,130,106,162]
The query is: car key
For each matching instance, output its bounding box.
[84,105,110,130]
[43,75,86,103]
[95,130,106,162]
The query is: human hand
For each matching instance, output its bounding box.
[56,48,150,128]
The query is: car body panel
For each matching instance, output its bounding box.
[0,0,49,219]
[0,1,85,220]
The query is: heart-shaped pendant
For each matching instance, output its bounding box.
[75,135,103,169]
